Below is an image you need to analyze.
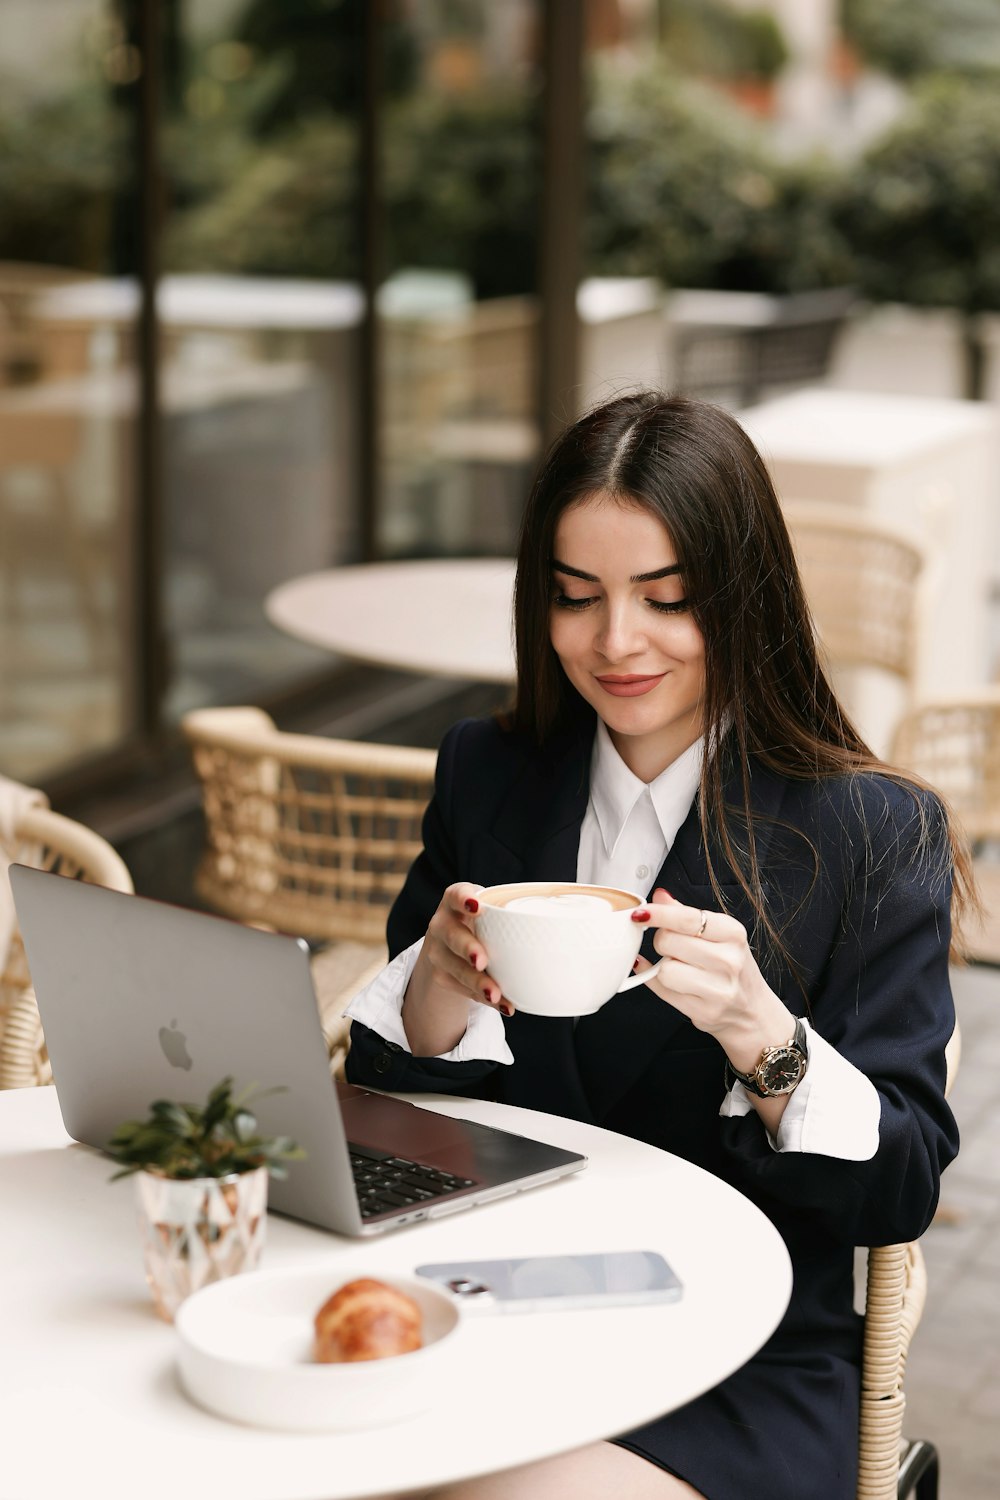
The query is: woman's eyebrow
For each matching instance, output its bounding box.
[551,559,683,583]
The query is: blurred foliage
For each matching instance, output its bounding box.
[164,114,360,277]
[586,64,852,294]
[836,77,1000,315]
[840,0,1000,80]
[231,0,417,135]
[7,14,1000,325]
[383,89,540,298]
[663,1,790,83]
[0,86,126,270]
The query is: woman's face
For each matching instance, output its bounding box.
[549,492,706,781]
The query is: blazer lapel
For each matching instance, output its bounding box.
[471,725,592,886]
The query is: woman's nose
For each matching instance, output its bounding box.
[595,603,645,660]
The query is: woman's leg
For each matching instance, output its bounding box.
[414,1440,706,1500]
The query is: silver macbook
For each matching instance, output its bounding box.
[9,866,586,1235]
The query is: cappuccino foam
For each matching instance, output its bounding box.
[505,893,615,917]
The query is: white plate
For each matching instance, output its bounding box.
[174,1266,463,1432]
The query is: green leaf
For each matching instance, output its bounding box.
[106,1074,304,1182]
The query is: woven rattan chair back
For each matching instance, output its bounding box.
[0,807,133,1088]
[857,1240,929,1500]
[783,502,925,684]
[856,1030,958,1500]
[182,707,437,945]
[891,689,1000,966]
[891,689,1000,847]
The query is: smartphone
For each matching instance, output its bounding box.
[414,1250,683,1314]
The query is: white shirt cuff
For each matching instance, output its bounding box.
[718,1019,880,1160]
[343,939,514,1066]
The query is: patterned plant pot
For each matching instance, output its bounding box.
[135,1167,268,1322]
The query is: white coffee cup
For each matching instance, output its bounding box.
[472,881,663,1018]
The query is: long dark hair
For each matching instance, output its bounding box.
[511,391,974,961]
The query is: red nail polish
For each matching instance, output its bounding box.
[482,986,494,1004]
[500,1001,514,1017]
[631,909,651,922]
[464,897,479,913]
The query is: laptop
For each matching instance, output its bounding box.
[9,866,586,1236]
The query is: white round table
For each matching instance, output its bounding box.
[265,558,517,682]
[1,1086,791,1500]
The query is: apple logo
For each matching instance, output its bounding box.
[158,1019,193,1071]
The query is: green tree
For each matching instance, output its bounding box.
[836,77,1000,396]
[384,89,540,298]
[662,1,789,83]
[233,0,416,134]
[0,89,125,270]
[840,0,1000,81]
[586,63,851,295]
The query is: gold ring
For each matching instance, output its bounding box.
[697,910,709,937]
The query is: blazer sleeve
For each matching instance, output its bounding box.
[346,720,502,1098]
[720,781,960,1248]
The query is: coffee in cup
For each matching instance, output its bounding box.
[472,881,663,1017]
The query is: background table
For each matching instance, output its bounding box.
[266,557,517,682]
[2,1086,790,1500]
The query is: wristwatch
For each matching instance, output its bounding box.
[725,1017,809,1098]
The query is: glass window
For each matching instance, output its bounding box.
[159,0,366,719]
[0,1,137,781]
[378,0,543,559]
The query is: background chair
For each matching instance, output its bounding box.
[856,1025,959,1500]
[671,285,856,408]
[182,706,437,1074]
[0,806,132,1088]
[859,1240,936,1500]
[783,501,926,756]
[891,688,1000,965]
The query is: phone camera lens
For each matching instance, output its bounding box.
[447,1278,491,1296]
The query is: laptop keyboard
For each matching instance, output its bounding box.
[348,1148,477,1220]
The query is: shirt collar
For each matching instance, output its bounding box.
[589,720,703,859]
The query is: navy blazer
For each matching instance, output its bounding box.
[348,715,959,1365]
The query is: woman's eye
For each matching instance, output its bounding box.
[647,598,689,614]
[552,593,595,611]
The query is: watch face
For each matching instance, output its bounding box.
[759,1046,806,1096]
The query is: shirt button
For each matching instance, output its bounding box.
[636,864,650,881]
[373,1053,393,1074]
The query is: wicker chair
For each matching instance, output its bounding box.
[783,502,925,688]
[858,1240,935,1500]
[181,707,438,1073]
[891,688,1000,964]
[0,807,133,1088]
[856,1024,959,1500]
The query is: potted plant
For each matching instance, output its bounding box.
[108,1076,304,1322]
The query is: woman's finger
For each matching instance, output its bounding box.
[646,890,744,945]
[651,930,741,972]
[444,881,485,916]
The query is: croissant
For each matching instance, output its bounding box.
[313,1277,423,1363]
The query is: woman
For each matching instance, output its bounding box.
[345,392,964,1500]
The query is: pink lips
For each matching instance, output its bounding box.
[595,674,666,698]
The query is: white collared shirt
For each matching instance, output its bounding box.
[345,727,879,1160]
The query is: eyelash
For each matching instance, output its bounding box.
[551,594,689,615]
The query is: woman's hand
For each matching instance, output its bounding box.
[633,889,794,1076]
[416,883,513,1017]
[401,884,513,1058]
